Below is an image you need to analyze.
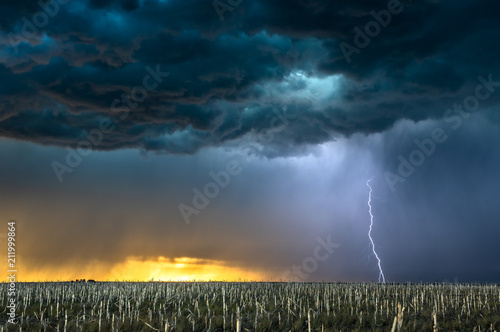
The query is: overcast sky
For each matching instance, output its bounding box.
[1,0,499,283]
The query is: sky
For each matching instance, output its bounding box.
[0,0,499,283]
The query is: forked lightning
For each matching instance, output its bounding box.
[367,177,386,283]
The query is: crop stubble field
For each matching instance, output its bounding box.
[0,282,499,331]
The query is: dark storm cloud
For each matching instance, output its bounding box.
[1,0,500,155]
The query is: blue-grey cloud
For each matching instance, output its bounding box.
[1,0,499,155]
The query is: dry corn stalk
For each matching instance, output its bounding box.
[397,302,405,331]
[432,311,438,332]
[390,316,397,332]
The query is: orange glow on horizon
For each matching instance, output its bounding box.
[14,256,269,282]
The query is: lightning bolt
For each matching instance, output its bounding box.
[367,177,386,283]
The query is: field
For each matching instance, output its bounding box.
[1,282,499,331]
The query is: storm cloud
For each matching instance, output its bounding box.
[1,0,499,283]
[1,0,499,155]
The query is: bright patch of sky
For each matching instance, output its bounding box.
[255,70,344,109]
